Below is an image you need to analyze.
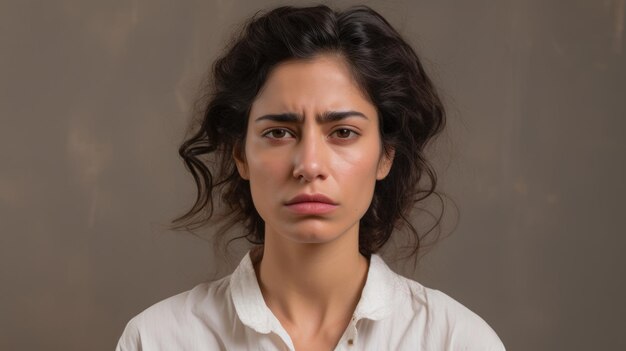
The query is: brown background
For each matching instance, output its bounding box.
[1,0,625,350]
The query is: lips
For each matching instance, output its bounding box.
[285,193,338,205]
[285,193,338,215]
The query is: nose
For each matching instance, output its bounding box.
[292,132,328,182]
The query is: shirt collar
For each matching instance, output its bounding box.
[229,250,398,333]
[353,253,397,321]
[229,252,281,334]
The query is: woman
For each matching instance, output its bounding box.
[117,5,505,350]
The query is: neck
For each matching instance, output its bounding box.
[254,226,369,331]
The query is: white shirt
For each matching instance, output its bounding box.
[116,252,505,350]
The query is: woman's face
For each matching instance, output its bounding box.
[236,54,393,245]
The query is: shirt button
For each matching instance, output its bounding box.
[348,339,354,345]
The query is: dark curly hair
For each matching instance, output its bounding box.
[173,5,446,258]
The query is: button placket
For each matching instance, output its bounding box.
[346,315,358,347]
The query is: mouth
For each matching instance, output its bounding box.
[284,193,338,215]
[285,193,338,205]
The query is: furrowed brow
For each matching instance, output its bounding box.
[254,113,302,123]
[254,111,368,123]
[316,111,368,123]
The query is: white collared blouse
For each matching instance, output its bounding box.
[116,252,505,350]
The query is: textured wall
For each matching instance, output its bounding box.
[1,0,624,350]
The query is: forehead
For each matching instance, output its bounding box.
[250,54,376,118]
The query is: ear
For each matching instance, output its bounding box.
[233,145,249,180]
[376,147,395,180]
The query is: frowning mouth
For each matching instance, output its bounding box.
[285,193,337,205]
[284,193,338,215]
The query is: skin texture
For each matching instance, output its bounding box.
[235,54,394,350]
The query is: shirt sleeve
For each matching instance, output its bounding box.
[115,317,142,351]
[427,289,506,351]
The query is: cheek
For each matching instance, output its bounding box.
[245,142,290,198]
[249,159,286,186]
[245,156,282,221]
[332,138,382,178]
[331,143,381,201]
[331,154,378,181]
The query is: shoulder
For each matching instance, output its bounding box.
[116,276,232,351]
[395,276,506,350]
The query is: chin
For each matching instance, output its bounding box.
[277,222,354,245]
[283,230,340,244]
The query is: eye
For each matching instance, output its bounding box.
[262,128,294,139]
[331,128,359,139]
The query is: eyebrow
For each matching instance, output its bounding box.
[254,110,368,123]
